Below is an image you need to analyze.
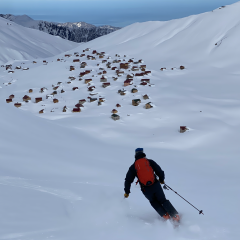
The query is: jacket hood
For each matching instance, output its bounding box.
[135,152,146,160]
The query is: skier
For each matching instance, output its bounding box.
[124,148,180,223]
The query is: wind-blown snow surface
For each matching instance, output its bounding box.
[0,17,79,65]
[0,3,240,240]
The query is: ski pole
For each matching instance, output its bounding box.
[163,184,204,215]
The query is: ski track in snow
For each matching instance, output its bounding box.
[0,228,59,240]
[0,176,82,201]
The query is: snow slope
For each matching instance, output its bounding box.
[0,17,79,64]
[82,2,240,69]
[0,2,240,240]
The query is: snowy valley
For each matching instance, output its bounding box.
[0,2,240,240]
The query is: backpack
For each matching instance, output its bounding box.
[134,158,155,186]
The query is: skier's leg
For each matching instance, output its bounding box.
[162,200,178,217]
[149,198,168,217]
[154,182,179,219]
[142,186,167,217]
[154,181,167,204]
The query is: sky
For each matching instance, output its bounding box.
[0,0,239,27]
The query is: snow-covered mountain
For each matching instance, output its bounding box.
[0,17,79,64]
[0,2,240,240]
[0,14,36,27]
[56,22,97,29]
[0,14,120,43]
[80,3,240,69]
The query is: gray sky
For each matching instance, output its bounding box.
[1,0,239,27]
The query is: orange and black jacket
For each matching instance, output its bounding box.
[124,154,165,194]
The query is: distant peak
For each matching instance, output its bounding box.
[16,14,34,20]
[0,13,34,22]
[57,21,96,29]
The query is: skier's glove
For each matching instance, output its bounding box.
[159,180,165,184]
[124,193,129,198]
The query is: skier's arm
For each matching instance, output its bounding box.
[149,160,165,182]
[124,165,136,194]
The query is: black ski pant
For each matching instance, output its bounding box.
[142,181,178,217]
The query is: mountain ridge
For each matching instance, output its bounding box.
[0,14,120,43]
[0,17,79,64]
[78,2,240,69]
